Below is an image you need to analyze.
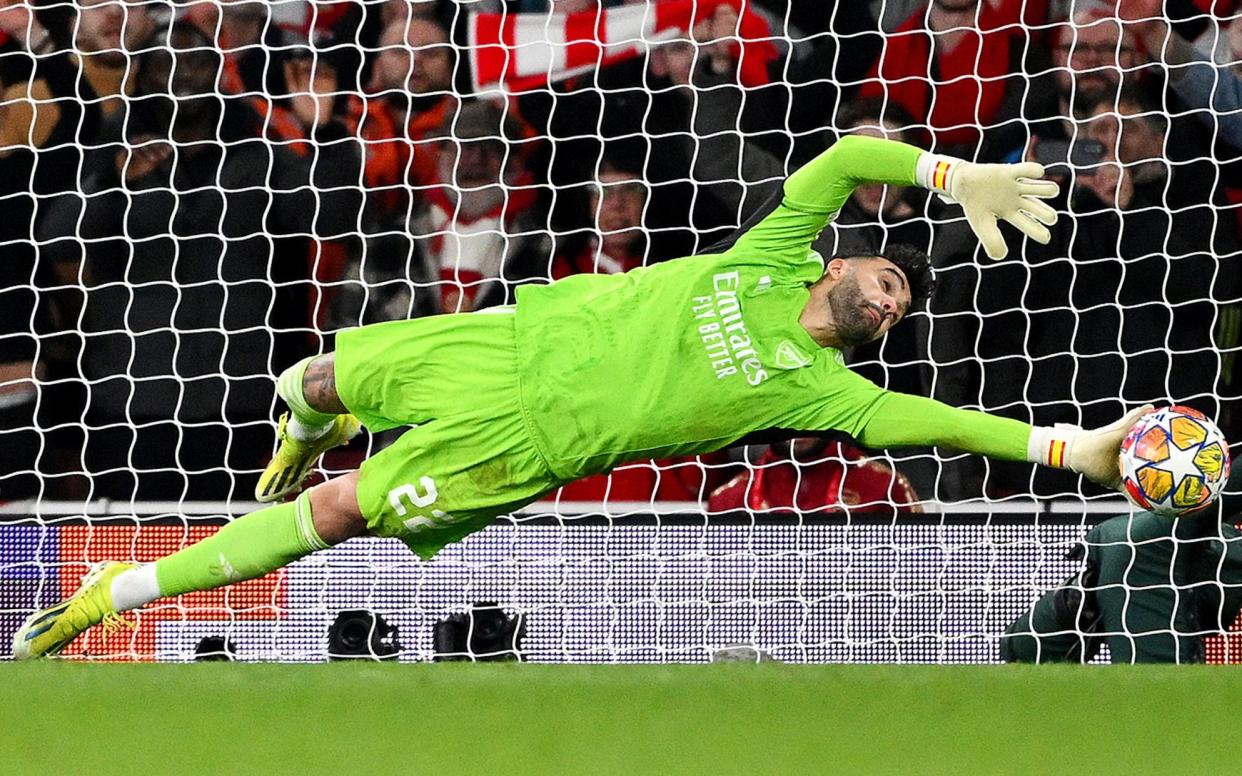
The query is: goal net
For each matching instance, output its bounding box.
[1,0,1240,663]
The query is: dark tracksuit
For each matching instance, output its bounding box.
[1002,458,1242,664]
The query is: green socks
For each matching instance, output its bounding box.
[155,492,329,598]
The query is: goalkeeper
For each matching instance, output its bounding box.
[14,135,1147,659]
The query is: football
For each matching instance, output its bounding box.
[1119,406,1231,517]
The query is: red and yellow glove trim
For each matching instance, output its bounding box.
[915,152,960,195]
[1027,425,1077,469]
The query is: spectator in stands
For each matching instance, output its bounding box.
[198,2,326,145]
[0,24,51,498]
[861,0,1049,157]
[1017,9,1139,162]
[413,99,548,313]
[1010,122,1232,495]
[948,4,1242,493]
[708,438,920,513]
[824,101,929,252]
[34,21,363,501]
[550,453,729,505]
[0,0,163,497]
[550,161,648,279]
[1050,14,1239,247]
[517,1,784,259]
[1085,87,1167,184]
[320,12,465,329]
[211,2,288,96]
[376,0,459,32]
[5,0,162,202]
[21,0,163,280]
[1119,0,1242,152]
[1112,2,1242,389]
[760,0,882,165]
[67,0,159,109]
[1080,85,1234,233]
[350,11,458,221]
[22,0,162,171]
[646,4,788,236]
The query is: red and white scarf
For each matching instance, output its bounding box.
[468,0,776,94]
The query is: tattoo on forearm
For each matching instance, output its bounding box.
[303,355,347,414]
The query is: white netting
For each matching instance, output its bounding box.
[1,0,1241,662]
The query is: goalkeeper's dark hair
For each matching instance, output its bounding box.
[833,245,936,312]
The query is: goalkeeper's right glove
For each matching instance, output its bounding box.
[917,155,1060,261]
[1027,405,1155,490]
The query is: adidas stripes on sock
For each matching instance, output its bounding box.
[108,493,329,612]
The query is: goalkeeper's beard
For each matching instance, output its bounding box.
[826,275,881,347]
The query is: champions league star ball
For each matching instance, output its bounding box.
[1119,405,1231,518]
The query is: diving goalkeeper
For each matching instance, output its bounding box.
[14,135,1151,659]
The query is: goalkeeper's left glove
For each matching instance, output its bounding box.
[917,155,1060,261]
[1027,405,1155,490]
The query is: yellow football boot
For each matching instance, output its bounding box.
[12,561,136,659]
[255,412,361,502]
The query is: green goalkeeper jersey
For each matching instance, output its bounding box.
[513,135,1032,482]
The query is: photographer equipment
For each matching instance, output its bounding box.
[1032,138,1105,174]
[432,602,525,662]
[327,610,402,660]
[194,636,238,662]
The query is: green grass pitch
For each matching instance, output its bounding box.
[2,662,1236,774]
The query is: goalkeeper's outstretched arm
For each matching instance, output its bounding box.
[856,392,1152,490]
[730,134,1059,262]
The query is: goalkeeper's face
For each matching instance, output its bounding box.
[821,258,910,347]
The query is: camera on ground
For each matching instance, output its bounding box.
[432,602,525,662]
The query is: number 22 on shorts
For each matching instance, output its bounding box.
[388,477,457,532]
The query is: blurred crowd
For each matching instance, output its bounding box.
[0,0,1239,508]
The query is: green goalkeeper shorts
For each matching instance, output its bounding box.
[334,308,561,559]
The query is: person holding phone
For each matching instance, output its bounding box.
[1009,115,1231,500]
